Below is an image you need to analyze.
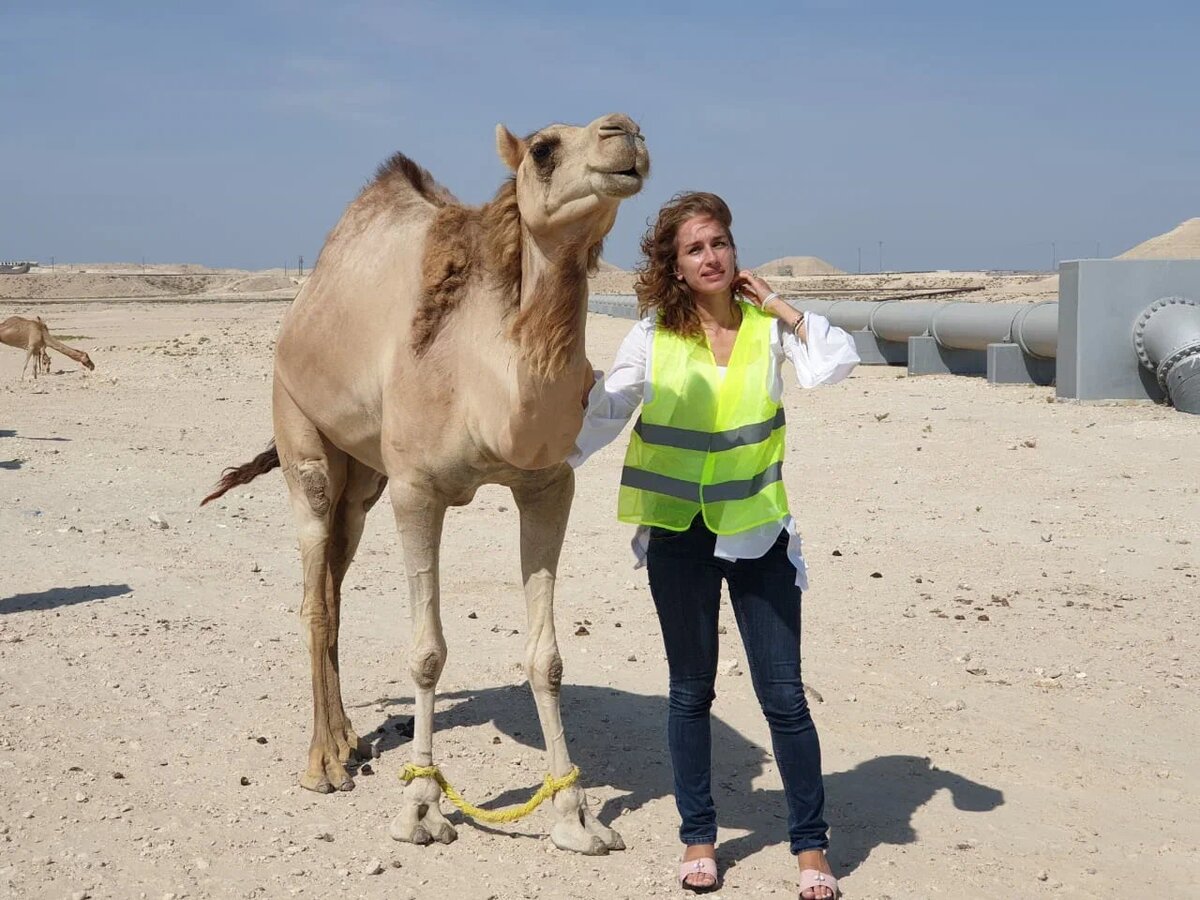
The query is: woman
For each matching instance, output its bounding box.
[571,192,858,897]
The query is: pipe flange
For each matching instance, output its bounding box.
[927,303,953,347]
[866,299,896,337]
[1013,300,1056,359]
[1133,295,1198,371]
[1155,341,1200,392]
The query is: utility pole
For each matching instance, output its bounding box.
[857,247,862,275]
[1051,241,1056,271]
[1095,241,1101,258]
[50,255,55,271]
[877,240,883,273]
[298,255,304,276]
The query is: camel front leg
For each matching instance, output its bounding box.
[513,466,625,855]
[388,480,457,846]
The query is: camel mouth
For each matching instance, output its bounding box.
[595,168,644,198]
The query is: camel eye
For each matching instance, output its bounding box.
[530,142,554,164]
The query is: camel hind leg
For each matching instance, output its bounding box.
[275,380,385,793]
[511,465,625,854]
[319,457,388,769]
[21,347,37,380]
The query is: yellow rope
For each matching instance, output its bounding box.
[398,763,580,824]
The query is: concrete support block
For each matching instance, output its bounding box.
[851,330,907,365]
[907,335,987,376]
[986,343,1056,385]
[1056,260,1200,401]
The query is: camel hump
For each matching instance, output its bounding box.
[372,152,459,208]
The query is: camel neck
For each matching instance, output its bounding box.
[510,232,590,379]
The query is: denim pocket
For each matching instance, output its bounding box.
[648,525,688,543]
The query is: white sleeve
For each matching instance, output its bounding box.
[781,311,860,388]
[568,319,651,468]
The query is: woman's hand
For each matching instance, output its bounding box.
[734,270,806,342]
[733,270,787,316]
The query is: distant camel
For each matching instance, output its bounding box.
[0,315,95,379]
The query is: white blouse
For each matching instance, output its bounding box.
[569,310,860,591]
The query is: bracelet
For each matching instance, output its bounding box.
[761,291,780,308]
[791,315,805,338]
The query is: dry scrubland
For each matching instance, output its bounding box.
[0,270,1198,898]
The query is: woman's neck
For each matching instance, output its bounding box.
[692,289,739,330]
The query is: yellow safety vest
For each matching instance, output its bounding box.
[618,302,789,533]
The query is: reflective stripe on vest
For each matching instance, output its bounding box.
[618,302,789,534]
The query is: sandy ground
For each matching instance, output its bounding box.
[1,296,1198,900]
[1,264,1058,305]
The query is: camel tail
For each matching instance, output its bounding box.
[201,441,280,506]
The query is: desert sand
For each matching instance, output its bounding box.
[1,280,1198,899]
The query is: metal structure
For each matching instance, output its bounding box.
[1058,259,1200,414]
[789,298,1058,384]
[586,260,1200,414]
[1134,297,1200,414]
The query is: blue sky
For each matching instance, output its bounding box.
[2,1,1198,272]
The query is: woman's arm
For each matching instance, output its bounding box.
[568,318,651,467]
[781,311,860,387]
[734,269,859,387]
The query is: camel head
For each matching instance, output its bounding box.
[79,352,95,370]
[495,113,649,246]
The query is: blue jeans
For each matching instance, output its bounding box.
[646,516,829,854]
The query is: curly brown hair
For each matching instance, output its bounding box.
[633,191,737,339]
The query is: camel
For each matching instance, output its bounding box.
[203,113,649,854]
[0,315,95,379]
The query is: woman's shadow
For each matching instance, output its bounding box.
[362,683,1003,875]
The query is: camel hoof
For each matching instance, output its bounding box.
[390,818,457,846]
[299,772,335,794]
[299,759,354,794]
[550,822,610,856]
[390,803,457,845]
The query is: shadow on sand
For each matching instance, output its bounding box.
[1,583,134,614]
[0,429,69,442]
[0,459,22,470]
[359,683,1003,874]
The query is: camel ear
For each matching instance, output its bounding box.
[495,124,525,172]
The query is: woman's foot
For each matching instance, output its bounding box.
[797,849,837,899]
[679,843,718,892]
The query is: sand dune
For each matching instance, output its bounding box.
[755,255,845,276]
[1117,217,1200,259]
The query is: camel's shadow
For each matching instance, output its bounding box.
[0,459,22,470]
[0,583,134,614]
[361,683,1003,874]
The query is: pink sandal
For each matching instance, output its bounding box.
[679,856,719,893]
[799,867,839,899]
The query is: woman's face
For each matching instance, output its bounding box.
[674,215,736,298]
